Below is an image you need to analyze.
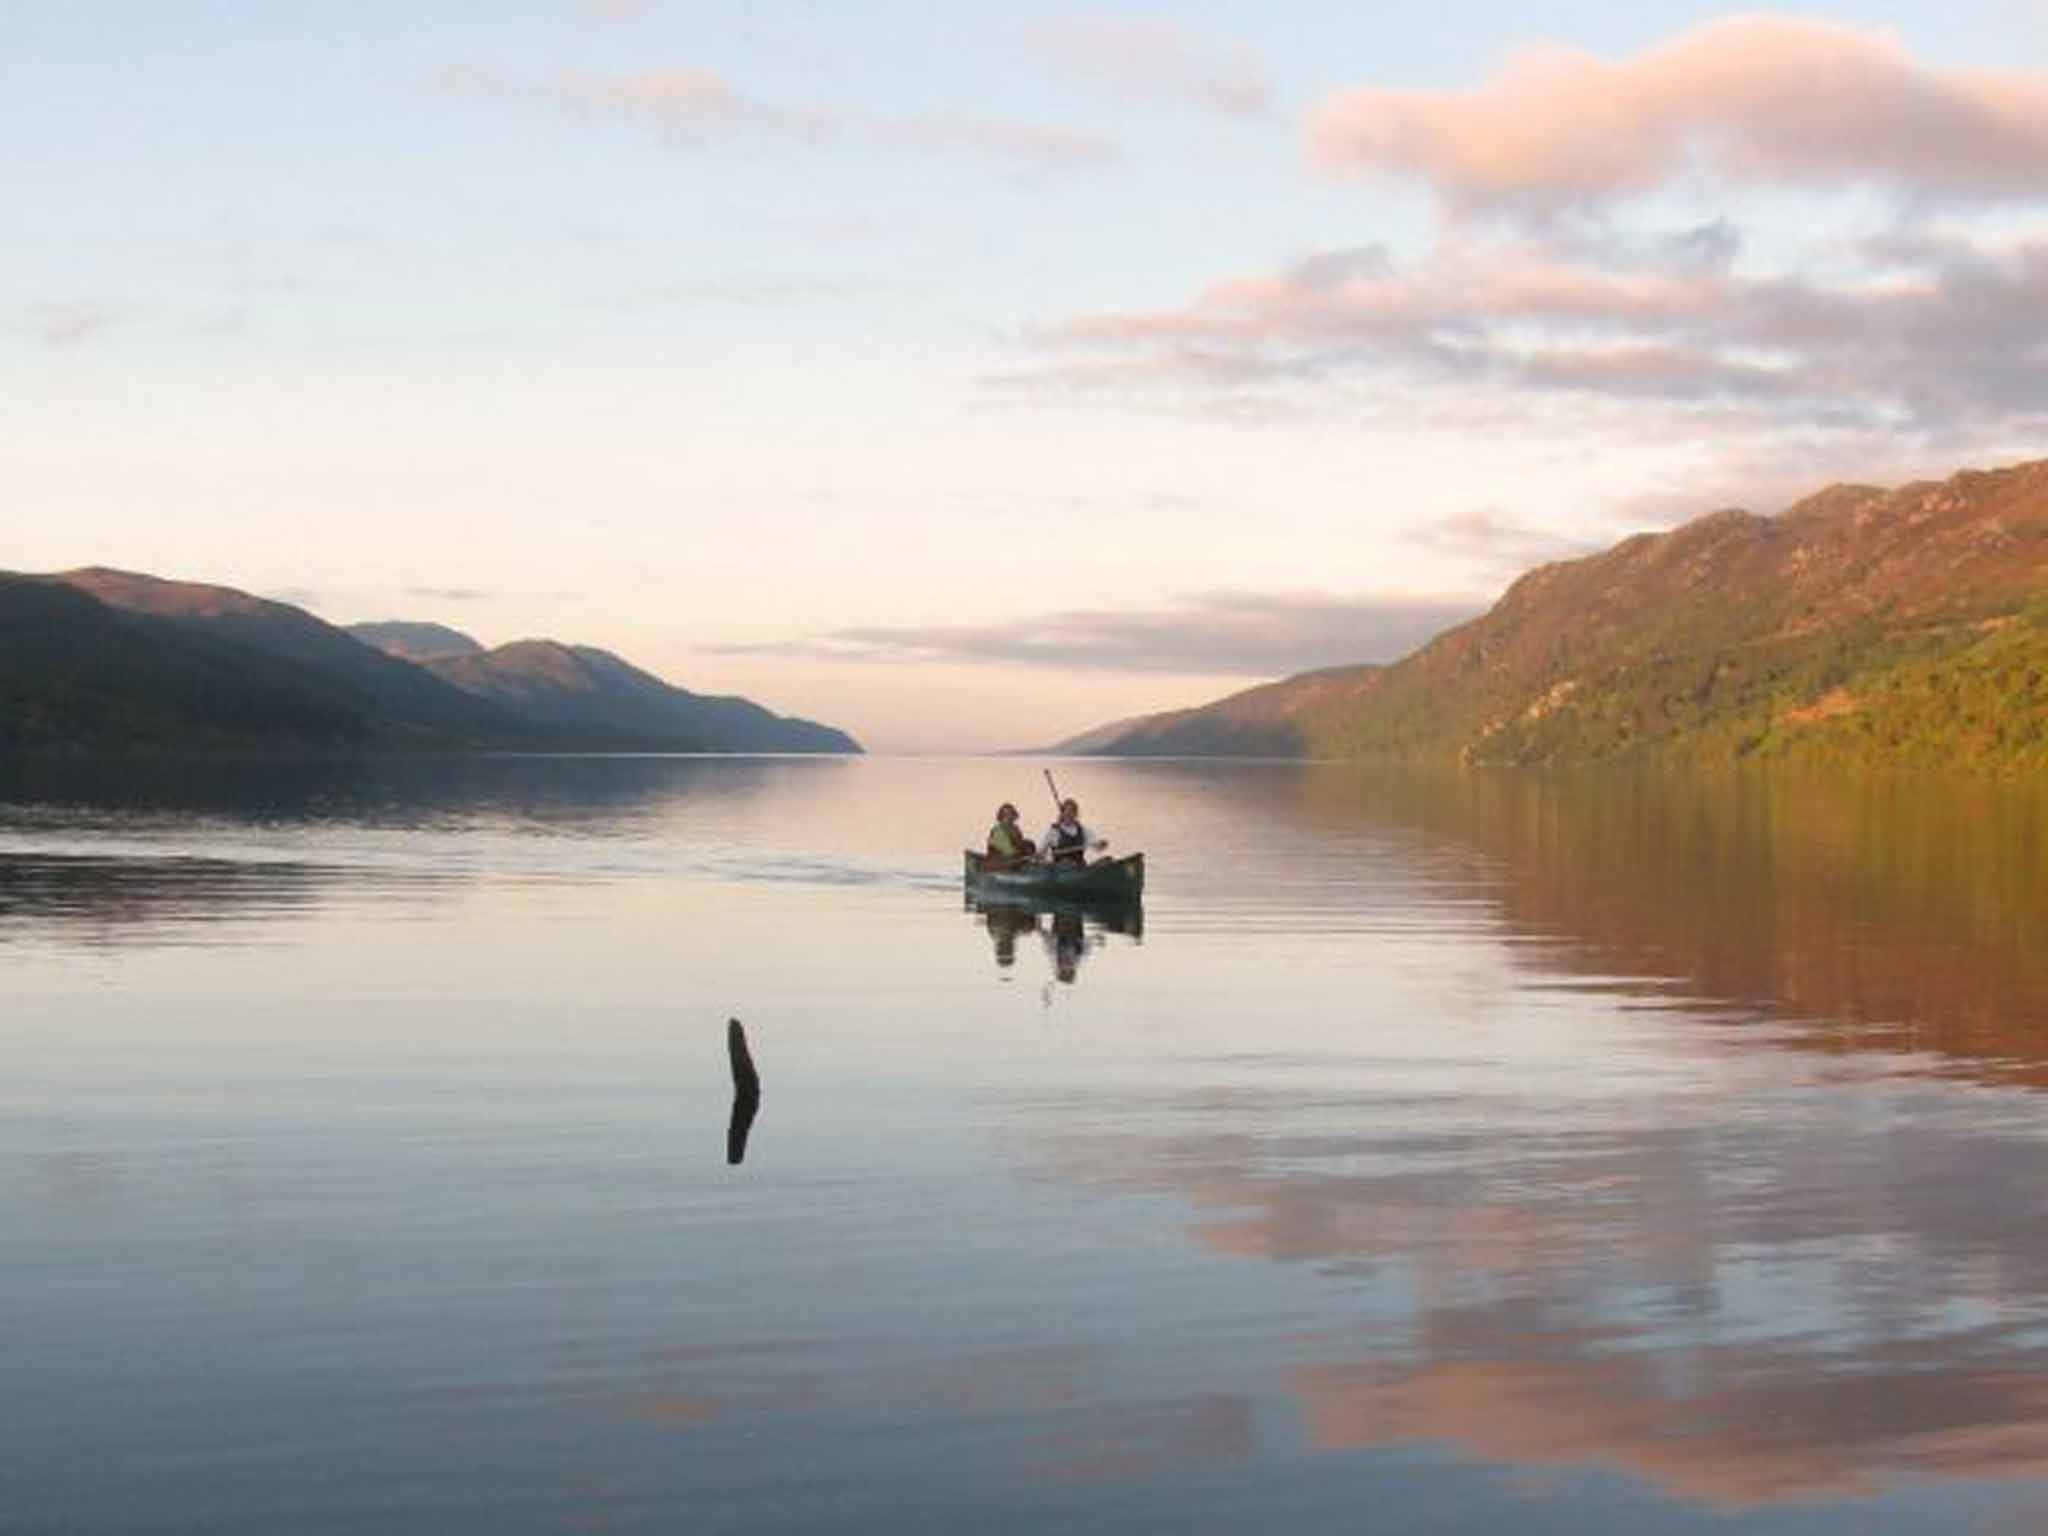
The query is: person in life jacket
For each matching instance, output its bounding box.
[1041,799,1107,866]
[985,803,1036,870]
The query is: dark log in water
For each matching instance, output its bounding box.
[727,1018,761,1166]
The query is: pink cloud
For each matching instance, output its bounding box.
[556,66,741,129]
[22,301,128,347]
[1023,15,1273,118]
[1043,237,1729,350]
[1309,15,2048,213]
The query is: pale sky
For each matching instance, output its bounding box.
[10,2,2048,750]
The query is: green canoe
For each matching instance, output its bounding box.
[963,850,1145,901]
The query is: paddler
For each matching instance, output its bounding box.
[985,802,1036,870]
[1041,798,1107,866]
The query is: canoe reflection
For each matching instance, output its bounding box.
[966,891,1143,984]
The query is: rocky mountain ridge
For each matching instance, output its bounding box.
[1059,458,2048,769]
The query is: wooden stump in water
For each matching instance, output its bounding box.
[727,1018,761,1165]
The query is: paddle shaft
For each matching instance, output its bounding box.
[1027,769,1110,865]
[1038,770,1108,854]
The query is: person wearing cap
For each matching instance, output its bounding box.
[1041,798,1107,866]
[985,803,1036,870]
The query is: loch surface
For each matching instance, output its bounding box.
[7,755,2048,1534]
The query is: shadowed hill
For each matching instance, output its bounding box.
[345,621,483,662]
[1,576,382,750]
[56,569,519,742]
[413,640,860,754]
[4,571,822,755]
[1061,458,2048,770]
[6,567,861,755]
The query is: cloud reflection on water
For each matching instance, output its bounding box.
[1033,1064,2048,1506]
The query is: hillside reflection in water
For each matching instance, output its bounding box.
[6,757,2048,1533]
[1305,765,2048,1085]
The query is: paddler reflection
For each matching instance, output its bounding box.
[968,892,1141,984]
[983,904,1040,969]
[1044,910,1086,983]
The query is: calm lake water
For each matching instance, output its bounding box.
[7,755,2048,1534]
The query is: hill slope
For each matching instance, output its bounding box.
[6,568,861,755]
[1061,458,2048,770]
[1052,668,1388,757]
[56,569,520,743]
[7,571,754,754]
[413,640,861,754]
[1,576,384,751]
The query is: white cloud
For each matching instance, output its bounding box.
[452,63,1120,175]
[590,273,886,310]
[1022,15,1274,118]
[1411,508,1598,580]
[709,590,1483,676]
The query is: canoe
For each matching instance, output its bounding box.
[963,849,1145,901]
